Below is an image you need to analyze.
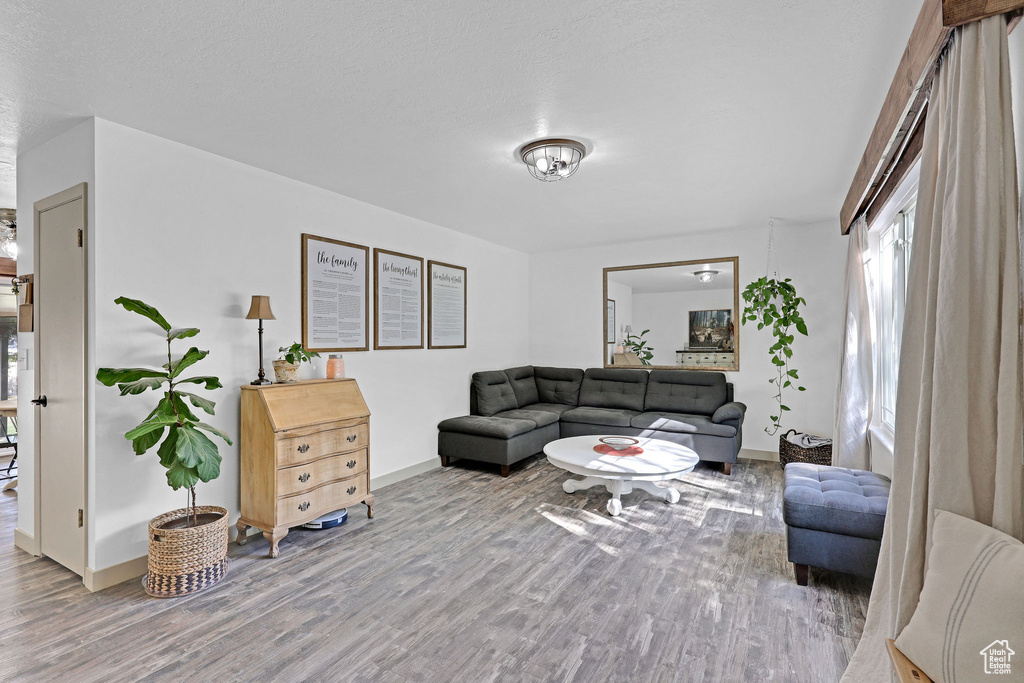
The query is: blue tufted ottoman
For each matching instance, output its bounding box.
[782,463,891,585]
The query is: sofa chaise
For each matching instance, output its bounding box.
[437,366,745,476]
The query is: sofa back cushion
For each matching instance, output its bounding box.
[503,366,539,407]
[534,367,584,405]
[472,371,518,416]
[579,368,649,412]
[645,370,727,416]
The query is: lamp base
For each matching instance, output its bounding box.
[250,378,273,386]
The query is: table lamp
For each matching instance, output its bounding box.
[245,295,275,385]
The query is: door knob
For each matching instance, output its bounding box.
[31,395,47,407]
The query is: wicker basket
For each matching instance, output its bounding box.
[146,505,228,598]
[779,429,833,468]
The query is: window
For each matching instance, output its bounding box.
[877,202,915,428]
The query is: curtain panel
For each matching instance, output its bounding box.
[843,15,1024,681]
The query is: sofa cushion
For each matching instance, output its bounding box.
[472,371,517,416]
[503,366,539,407]
[560,406,639,428]
[645,370,727,416]
[783,463,891,540]
[518,402,575,417]
[712,401,746,424]
[493,409,559,428]
[534,367,584,405]
[630,411,737,438]
[437,415,536,439]
[578,368,649,412]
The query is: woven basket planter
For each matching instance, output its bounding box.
[146,505,228,598]
[779,429,833,468]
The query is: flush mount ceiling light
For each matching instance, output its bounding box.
[0,209,15,261]
[520,138,586,182]
[693,269,719,283]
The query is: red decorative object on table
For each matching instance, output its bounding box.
[593,444,645,457]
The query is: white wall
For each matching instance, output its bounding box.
[15,119,96,545]
[18,118,530,572]
[528,223,848,454]
[632,288,734,366]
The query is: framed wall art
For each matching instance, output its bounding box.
[374,248,424,349]
[428,261,467,349]
[301,234,370,352]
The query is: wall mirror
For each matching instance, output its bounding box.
[603,256,739,371]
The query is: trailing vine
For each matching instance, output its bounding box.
[741,276,808,435]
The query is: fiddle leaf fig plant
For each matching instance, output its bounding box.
[741,276,808,435]
[624,329,655,366]
[96,297,232,526]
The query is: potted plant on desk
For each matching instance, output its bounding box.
[273,342,319,383]
[96,297,232,598]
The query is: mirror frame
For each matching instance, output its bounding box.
[603,256,740,371]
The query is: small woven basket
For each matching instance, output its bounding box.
[779,429,833,468]
[146,505,228,598]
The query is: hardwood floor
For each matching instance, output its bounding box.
[0,458,870,682]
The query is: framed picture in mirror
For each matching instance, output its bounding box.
[602,256,739,371]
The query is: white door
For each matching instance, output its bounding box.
[34,184,87,576]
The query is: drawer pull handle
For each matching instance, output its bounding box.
[347,486,357,495]
[298,472,311,483]
[298,501,310,512]
[297,444,310,453]
[347,459,357,468]
[346,434,357,443]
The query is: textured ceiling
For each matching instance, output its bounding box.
[0,1,921,251]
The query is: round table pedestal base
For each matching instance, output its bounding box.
[562,475,681,516]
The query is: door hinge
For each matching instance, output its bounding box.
[77,229,83,247]
[78,509,84,528]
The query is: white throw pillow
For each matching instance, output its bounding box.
[894,510,1024,683]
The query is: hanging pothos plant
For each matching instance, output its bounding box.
[741,276,808,435]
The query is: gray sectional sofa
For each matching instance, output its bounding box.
[438,366,746,476]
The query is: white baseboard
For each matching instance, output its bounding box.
[371,458,440,490]
[739,447,779,462]
[14,528,39,555]
[84,555,148,592]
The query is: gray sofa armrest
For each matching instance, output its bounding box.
[712,401,747,424]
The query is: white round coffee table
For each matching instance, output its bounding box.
[544,435,699,516]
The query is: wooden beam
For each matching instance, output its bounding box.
[865,109,927,227]
[840,0,950,234]
[943,0,1024,27]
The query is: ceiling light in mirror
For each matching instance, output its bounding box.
[693,269,719,283]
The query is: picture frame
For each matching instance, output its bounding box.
[606,299,616,343]
[427,261,467,349]
[374,248,424,350]
[688,309,735,350]
[301,234,370,352]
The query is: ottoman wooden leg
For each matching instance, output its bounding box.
[723,463,732,475]
[440,455,450,467]
[500,465,510,478]
[794,563,809,586]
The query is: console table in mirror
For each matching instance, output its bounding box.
[603,256,739,371]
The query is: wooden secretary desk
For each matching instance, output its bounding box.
[237,378,374,557]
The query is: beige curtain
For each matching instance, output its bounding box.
[843,15,1024,681]
[833,214,874,470]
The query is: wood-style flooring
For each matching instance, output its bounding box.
[0,457,870,682]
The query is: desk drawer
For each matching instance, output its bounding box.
[277,449,368,497]
[277,474,369,527]
[277,423,368,467]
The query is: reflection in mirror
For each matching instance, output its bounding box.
[603,257,739,371]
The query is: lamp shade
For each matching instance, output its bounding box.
[245,295,275,320]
